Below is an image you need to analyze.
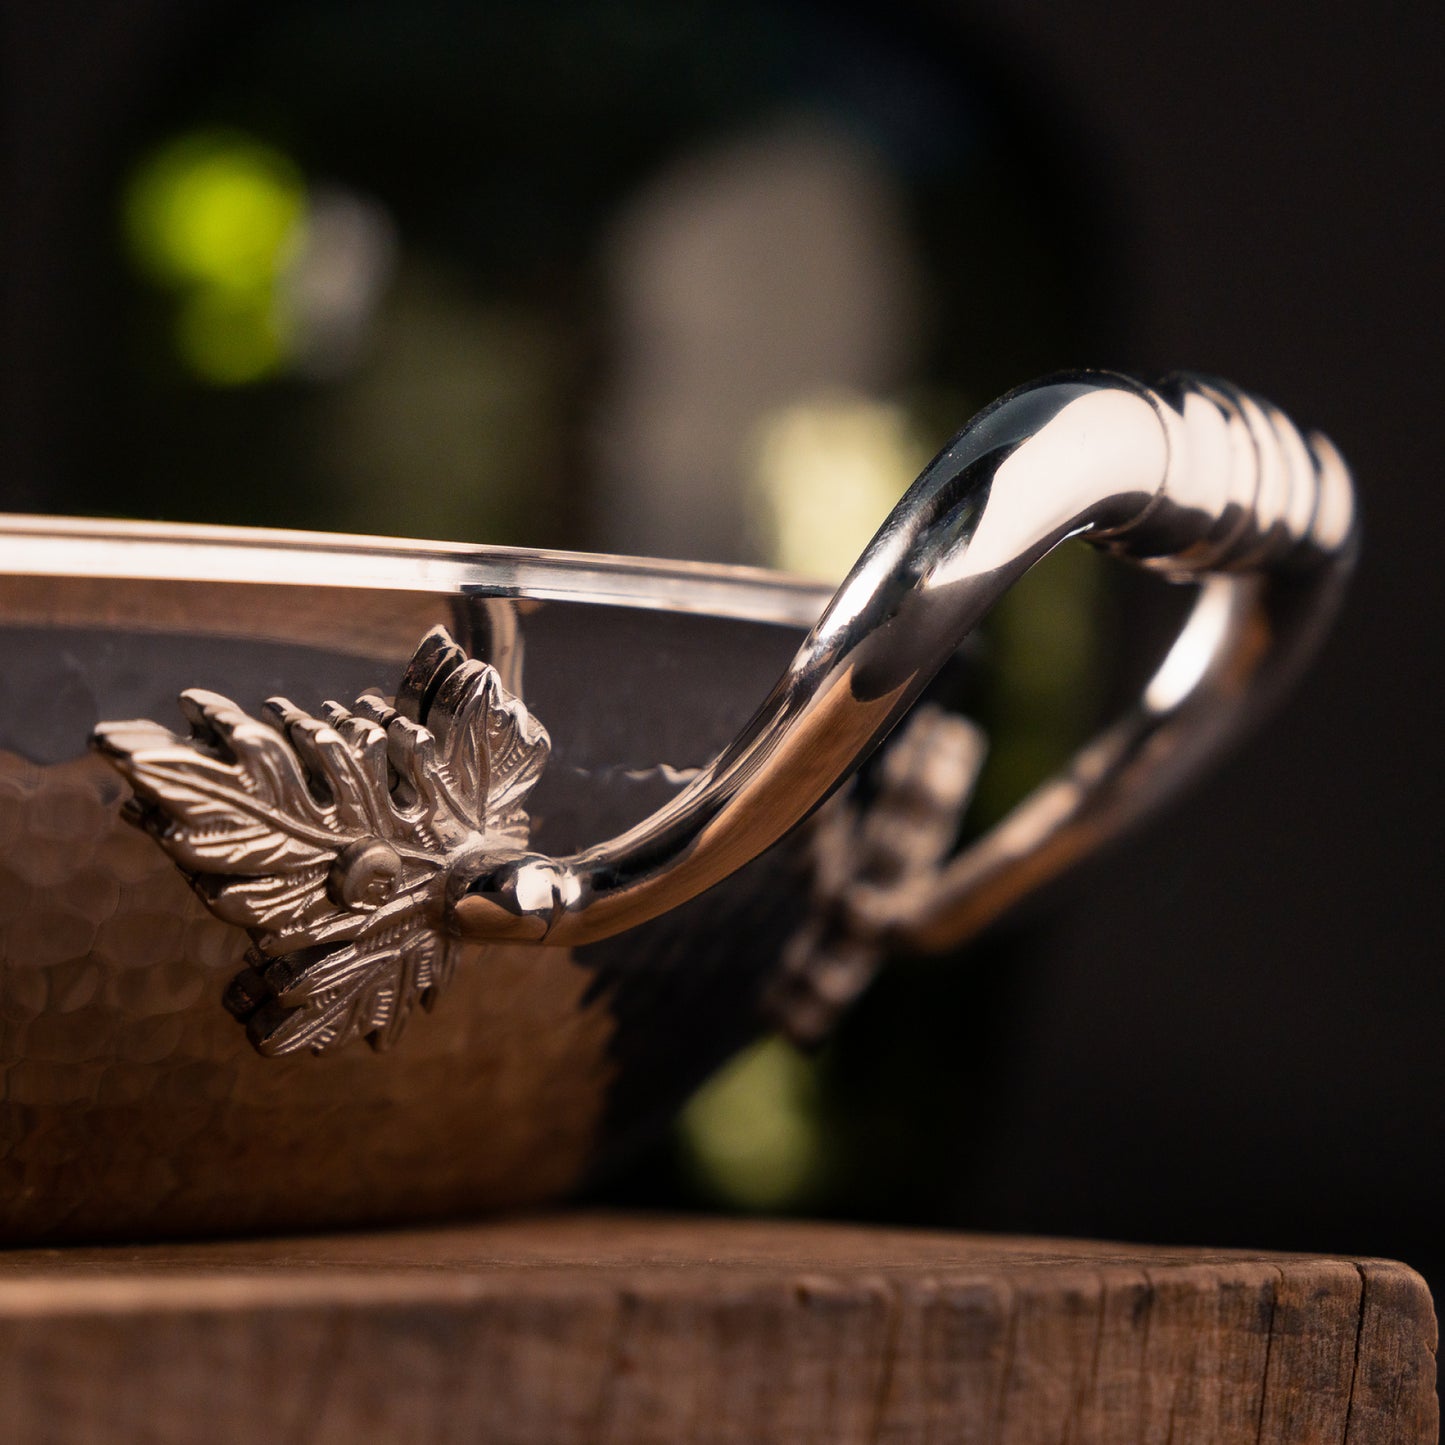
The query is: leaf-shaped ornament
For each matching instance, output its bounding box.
[92,627,550,1056]
[395,627,550,847]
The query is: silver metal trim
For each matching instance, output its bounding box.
[0,514,833,626]
[92,627,551,1055]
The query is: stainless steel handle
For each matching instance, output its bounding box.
[455,370,1356,949]
[87,368,1355,1056]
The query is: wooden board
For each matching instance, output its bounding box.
[0,1213,1434,1444]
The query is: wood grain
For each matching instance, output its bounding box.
[0,1214,1433,1444]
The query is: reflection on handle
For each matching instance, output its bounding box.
[452,371,1356,950]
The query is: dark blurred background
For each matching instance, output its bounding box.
[4,1,1442,1296]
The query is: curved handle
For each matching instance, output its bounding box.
[453,371,1355,949]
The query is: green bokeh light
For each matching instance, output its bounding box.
[125,130,303,291]
[123,129,305,385]
[680,1036,827,1211]
[174,287,291,387]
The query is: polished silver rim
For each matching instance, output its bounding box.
[0,514,833,626]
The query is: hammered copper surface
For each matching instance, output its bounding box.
[0,574,448,656]
[0,751,615,1242]
[0,562,813,1242]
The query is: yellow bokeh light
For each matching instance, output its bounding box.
[748,393,931,582]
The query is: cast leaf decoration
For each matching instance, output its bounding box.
[91,627,549,1057]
